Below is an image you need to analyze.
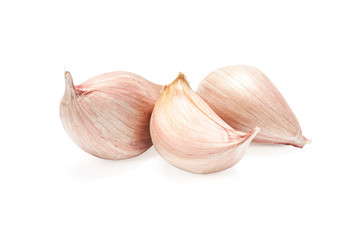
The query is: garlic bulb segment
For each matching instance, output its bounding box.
[150,73,259,174]
[60,71,162,160]
[197,65,310,148]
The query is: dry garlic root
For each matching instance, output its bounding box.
[150,73,259,174]
[60,71,162,160]
[198,65,310,148]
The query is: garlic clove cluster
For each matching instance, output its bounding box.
[197,65,309,148]
[60,71,162,160]
[150,73,259,174]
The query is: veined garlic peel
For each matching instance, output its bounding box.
[60,71,162,160]
[197,65,310,148]
[150,73,259,174]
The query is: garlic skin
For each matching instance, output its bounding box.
[150,73,259,174]
[60,71,162,160]
[197,65,309,148]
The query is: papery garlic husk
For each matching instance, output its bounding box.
[60,71,162,160]
[150,73,259,174]
[197,65,310,148]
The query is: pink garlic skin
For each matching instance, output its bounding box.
[150,73,259,174]
[198,65,309,148]
[60,71,162,160]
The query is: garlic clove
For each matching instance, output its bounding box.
[60,71,162,160]
[197,65,310,148]
[150,73,259,174]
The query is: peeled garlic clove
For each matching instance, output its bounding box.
[150,73,259,174]
[60,71,162,160]
[197,65,310,148]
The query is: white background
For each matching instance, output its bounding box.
[0,0,359,239]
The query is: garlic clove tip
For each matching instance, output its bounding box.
[62,71,77,102]
[170,72,189,86]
